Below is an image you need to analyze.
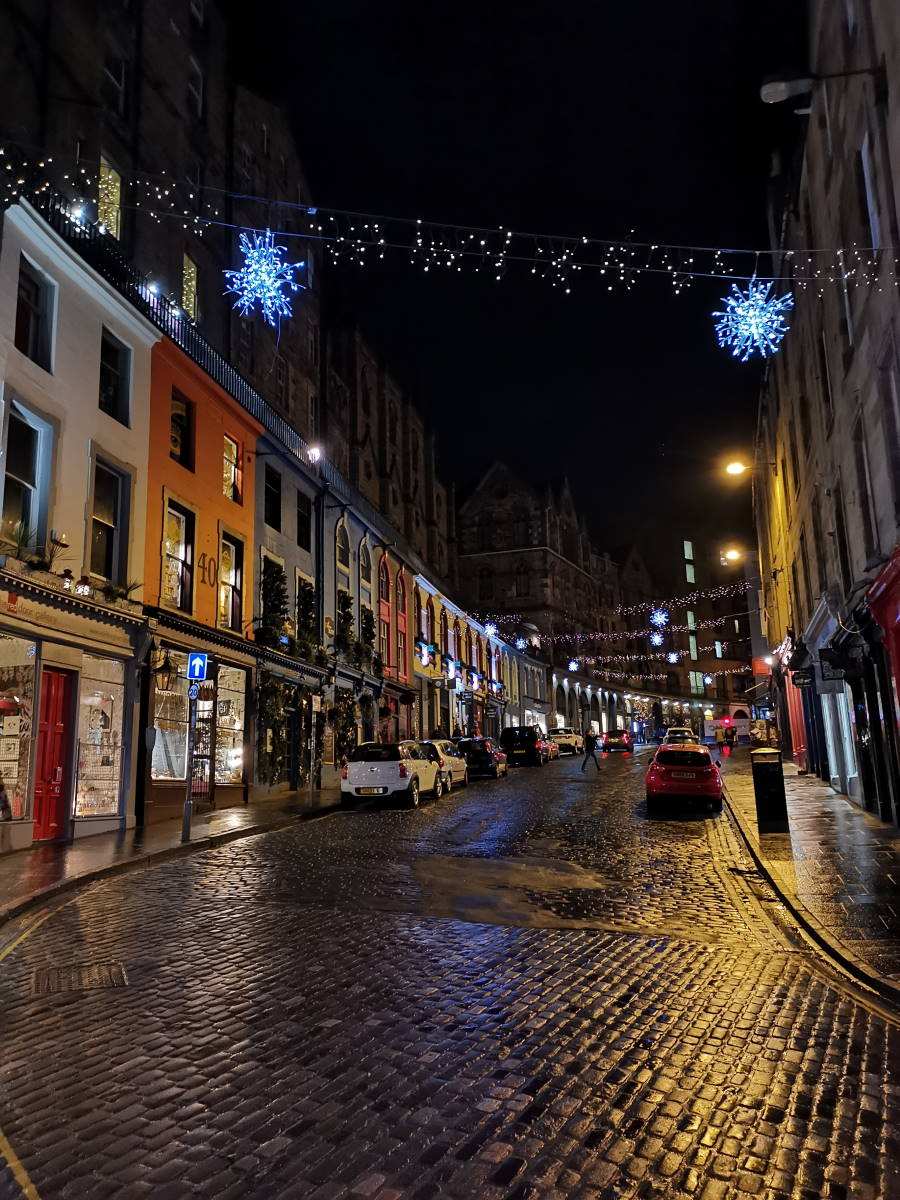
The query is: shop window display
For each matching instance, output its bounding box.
[75,656,125,817]
[216,665,246,784]
[0,634,36,819]
[151,650,189,781]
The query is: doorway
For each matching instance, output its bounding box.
[33,668,75,841]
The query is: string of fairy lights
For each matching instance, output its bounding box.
[3,141,898,338]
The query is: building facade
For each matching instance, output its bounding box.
[755,0,900,824]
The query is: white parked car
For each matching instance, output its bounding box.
[549,727,584,755]
[425,740,469,790]
[341,741,440,807]
[663,726,697,744]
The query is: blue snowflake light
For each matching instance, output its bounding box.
[713,278,794,362]
[649,631,664,647]
[666,651,679,664]
[567,659,579,672]
[650,608,670,628]
[224,229,305,326]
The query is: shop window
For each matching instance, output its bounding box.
[98,327,130,424]
[75,656,125,817]
[182,252,199,322]
[98,157,122,239]
[90,459,130,583]
[15,255,54,372]
[151,650,190,780]
[162,500,194,611]
[1,404,52,548]
[218,535,243,631]
[297,490,312,552]
[0,633,37,819]
[222,435,242,502]
[264,464,282,531]
[170,390,194,468]
[215,666,246,784]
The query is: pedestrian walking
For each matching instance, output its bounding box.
[581,730,600,772]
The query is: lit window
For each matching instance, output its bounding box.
[685,563,695,583]
[687,610,696,630]
[218,535,243,631]
[2,412,38,543]
[397,630,407,676]
[715,640,723,659]
[223,436,242,503]
[182,253,198,321]
[379,618,390,666]
[90,461,128,583]
[683,540,693,560]
[98,157,121,238]
[162,501,193,611]
[689,634,698,661]
[99,327,130,425]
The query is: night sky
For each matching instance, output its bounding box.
[232,2,808,573]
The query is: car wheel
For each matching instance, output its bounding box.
[433,775,444,800]
[646,793,659,817]
[461,769,468,788]
[407,779,420,808]
[710,797,723,814]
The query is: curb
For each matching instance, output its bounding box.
[723,782,900,1012]
[0,802,339,931]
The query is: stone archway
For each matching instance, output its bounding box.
[568,689,579,728]
[590,693,601,731]
[555,683,566,724]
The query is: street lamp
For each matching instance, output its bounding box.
[761,67,885,106]
[725,460,749,476]
[720,547,744,565]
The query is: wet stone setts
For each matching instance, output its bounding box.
[0,752,898,1199]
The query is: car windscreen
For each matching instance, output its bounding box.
[348,744,401,762]
[502,728,536,743]
[656,751,709,766]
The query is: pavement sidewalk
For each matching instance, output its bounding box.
[721,749,900,1001]
[0,786,340,926]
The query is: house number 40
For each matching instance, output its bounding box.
[197,553,218,587]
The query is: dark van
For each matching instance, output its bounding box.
[499,725,547,766]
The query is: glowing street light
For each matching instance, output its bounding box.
[721,547,743,563]
[725,460,749,476]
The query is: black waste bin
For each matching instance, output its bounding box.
[750,747,789,833]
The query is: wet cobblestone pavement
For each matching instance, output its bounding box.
[1,752,899,1199]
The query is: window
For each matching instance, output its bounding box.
[685,562,695,584]
[2,411,40,543]
[689,634,698,661]
[222,437,242,503]
[336,525,350,571]
[275,356,288,406]
[89,460,128,583]
[397,629,407,676]
[514,563,529,597]
[689,671,705,695]
[297,491,312,552]
[98,328,130,424]
[379,618,390,667]
[800,529,814,612]
[15,256,53,371]
[714,640,723,659]
[238,320,254,374]
[379,558,390,601]
[218,535,243,631]
[188,57,203,118]
[857,133,880,249]
[791,560,803,626]
[359,541,371,585]
[264,464,282,531]
[833,481,852,593]
[478,568,494,601]
[513,510,529,544]
[169,391,194,468]
[215,666,246,785]
[102,52,126,116]
[426,599,435,644]
[440,610,449,655]
[811,498,827,594]
[162,501,194,611]
[396,572,406,617]
[687,610,696,630]
[683,540,693,560]
[788,418,800,491]
[852,420,877,560]
[98,157,122,238]
[182,253,198,322]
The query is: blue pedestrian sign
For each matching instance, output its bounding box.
[187,653,208,681]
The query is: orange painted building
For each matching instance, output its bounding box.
[138,338,264,823]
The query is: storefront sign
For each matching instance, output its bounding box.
[311,694,321,712]
[790,668,815,689]
[322,726,335,765]
[815,659,846,695]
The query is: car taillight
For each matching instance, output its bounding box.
[398,762,408,778]
[437,757,445,769]
[340,765,348,780]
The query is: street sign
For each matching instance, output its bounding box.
[311,694,321,712]
[187,652,208,681]
[188,683,200,700]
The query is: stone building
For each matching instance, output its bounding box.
[755,0,900,825]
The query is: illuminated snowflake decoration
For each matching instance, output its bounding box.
[703,673,714,685]
[649,608,670,628]
[666,651,679,664]
[713,278,794,362]
[224,229,305,326]
[515,637,527,650]
[567,659,579,672]
[649,632,664,647]
[485,623,498,638]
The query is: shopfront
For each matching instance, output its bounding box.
[0,576,143,854]
[141,634,253,825]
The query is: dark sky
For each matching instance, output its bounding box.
[232,1,807,571]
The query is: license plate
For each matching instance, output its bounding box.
[672,771,696,779]
[513,751,527,756]
[357,787,386,795]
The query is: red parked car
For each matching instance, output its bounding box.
[645,743,723,816]
[601,729,633,752]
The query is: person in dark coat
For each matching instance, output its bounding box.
[581,730,600,772]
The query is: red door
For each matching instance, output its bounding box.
[33,669,74,841]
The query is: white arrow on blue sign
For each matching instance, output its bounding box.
[187,653,208,681]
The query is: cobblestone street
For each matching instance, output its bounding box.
[1,751,899,1200]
